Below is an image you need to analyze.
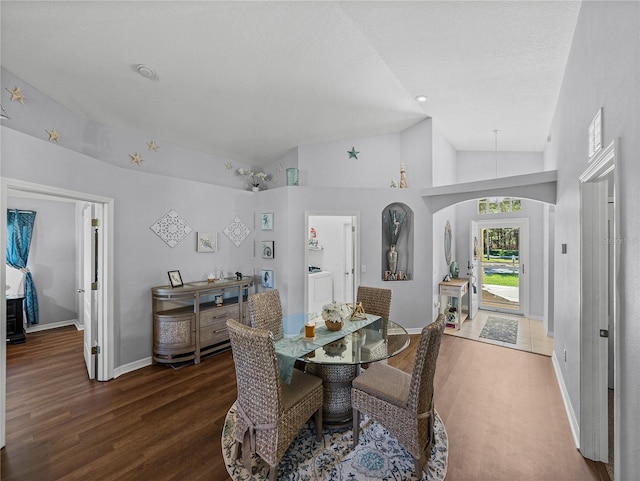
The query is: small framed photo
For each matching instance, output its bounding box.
[261,269,274,288]
[168,270,183,288]
[197,232,217,252]
[261,212,274,230]
[262,240,274,259]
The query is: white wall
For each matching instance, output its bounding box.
[7,197,77,326]
[544,2,640,476]
[432,120,457,187]
[399,118,432,188]
[457,151,544,183]
[298,133,401,189]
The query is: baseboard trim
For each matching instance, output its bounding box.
[552,350,580,449]
[113,357,153,379]
[26,319,80,333]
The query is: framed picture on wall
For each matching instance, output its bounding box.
[262,240,274,259]
[197,232,217,252]
[168,270,183,288]
[261,269,274,288]
[261,212,274,230]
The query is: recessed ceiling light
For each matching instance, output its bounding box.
[136,64,156,80]
[415,95,429,102]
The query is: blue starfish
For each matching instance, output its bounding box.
[347,147,359,159]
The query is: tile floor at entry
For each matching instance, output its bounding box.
[445,310,554,356]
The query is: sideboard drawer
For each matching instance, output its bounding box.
[200,321,229,345]
[200,305,238,327]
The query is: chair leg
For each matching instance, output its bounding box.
[269,465,277,481]
[414,454,426,476]
[315,408,323,441]
[352,409,360,446]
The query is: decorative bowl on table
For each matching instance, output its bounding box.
[322,301,344,331]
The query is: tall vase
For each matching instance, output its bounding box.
[387,244,398,274]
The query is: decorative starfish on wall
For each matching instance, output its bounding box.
[347,147,359,159]
[6,87,25,104]
[129,152,143,165]
[147,140,158,152]
[46,128,60,143]
[225,162,233,170]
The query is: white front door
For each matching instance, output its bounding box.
[469,220,480,319]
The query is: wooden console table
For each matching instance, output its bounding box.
[151,277,254,364]
[439,277,469,329]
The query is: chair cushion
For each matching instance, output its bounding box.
[281,369,323,410]
[352,362,410,408]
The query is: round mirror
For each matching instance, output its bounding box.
[444,221,452,265]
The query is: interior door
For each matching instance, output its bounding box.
[342,219,355,304]
[82,203,102,379]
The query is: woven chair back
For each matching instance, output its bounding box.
[356,286,392,319]
[407,314,446,415]
[227,319,282,427]
[248,289,284,340]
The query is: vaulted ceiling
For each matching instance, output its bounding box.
[1,1,581,167]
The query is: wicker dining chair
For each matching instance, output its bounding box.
[356,286,392,319]
[247,289,284,340]
[226,319,323,481]
[351,313,446,475]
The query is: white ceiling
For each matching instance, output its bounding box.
[1,1,581,167]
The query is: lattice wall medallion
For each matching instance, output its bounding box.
[150,209,192,248]
[223,216,251,247]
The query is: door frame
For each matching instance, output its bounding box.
[578,139,619,463]
[0,177,114,448]
[304,212,359,313]
[477,218,529,317]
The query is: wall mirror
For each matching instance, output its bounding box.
[444,221,452,265]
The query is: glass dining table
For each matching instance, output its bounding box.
[275,313,410,428]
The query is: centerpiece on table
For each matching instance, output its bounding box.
[322,301,345,331]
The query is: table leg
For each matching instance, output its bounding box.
[306,363,357,428]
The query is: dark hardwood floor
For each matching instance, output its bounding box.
[2,326,609,481]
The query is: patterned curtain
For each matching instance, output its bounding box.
[7,209,39,324]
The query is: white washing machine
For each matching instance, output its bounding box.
[308,271,333,313]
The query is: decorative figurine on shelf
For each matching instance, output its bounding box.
[207,272,216,283]
[235,271,243,280]
[399,162,408,188]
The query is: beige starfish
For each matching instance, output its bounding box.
[46,128,60,143]
[225,162,233,170]
[129,152,143,165]
[6,87,25,104]
[147,140,158,152]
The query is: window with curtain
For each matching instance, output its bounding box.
[7,209,39,324]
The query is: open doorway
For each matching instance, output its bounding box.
[1,178,114,448]
[478,219,528,316]
[304,213,358,314]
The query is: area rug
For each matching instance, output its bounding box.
[479,316,519,344]
[222,402,448,481]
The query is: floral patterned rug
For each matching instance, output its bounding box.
[222,402,448,481]
[479,316,519,344]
